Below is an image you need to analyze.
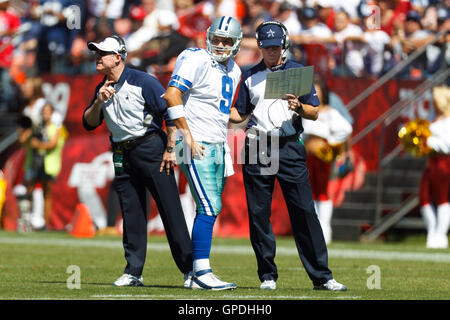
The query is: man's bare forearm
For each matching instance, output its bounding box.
[83,98,103,127]
[299,103,319,120]
[166,125,177,148]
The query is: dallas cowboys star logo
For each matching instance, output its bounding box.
[267,28,275,38]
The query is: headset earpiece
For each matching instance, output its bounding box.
[111,35,127,59]
[284,31,290,50]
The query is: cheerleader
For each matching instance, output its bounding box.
[302,75,353,244]
[419,86,450,249]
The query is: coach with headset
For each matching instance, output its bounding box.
[229,21,347,291]
[82,35,193,287]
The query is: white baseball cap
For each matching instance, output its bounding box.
[87,36,126,54]
[157,10,179,29]
[316,0,333,8]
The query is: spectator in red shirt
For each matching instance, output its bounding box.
[378,0,412,36]
[316,0,336,31]
[176,0,214,46]
[0,0,20,68]
[0,0,21,112]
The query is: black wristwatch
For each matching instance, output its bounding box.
[166,146,174,153]
[296,103,304,115]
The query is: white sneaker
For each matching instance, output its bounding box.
[190,269,236,290]
[184,271,193,288]
[426,233,438,248]
[314,279,347,291]
[260,280,276,290]
[434,234,449,249]
[113,274,144,287]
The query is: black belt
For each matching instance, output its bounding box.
[110,132,157,152]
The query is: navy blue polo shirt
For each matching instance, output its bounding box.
[83,66,172,142]
[235,60,320,136]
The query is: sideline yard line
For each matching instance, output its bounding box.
[1,236,450,263]
[90,294,362,300]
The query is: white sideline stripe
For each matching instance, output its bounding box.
[1,236,450,263]
[90,294,362,300]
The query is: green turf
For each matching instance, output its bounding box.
[0,231,449,300]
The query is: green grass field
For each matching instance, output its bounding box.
[0,230,449,301]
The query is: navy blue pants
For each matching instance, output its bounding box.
[242,135,333,286]
[114,132,192,277]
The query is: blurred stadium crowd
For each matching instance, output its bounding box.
[0,0,449,114]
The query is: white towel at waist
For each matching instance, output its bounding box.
[224,143,235,177]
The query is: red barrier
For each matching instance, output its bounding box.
[1,74,429,236]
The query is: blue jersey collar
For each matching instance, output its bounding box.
[116,65,130,84]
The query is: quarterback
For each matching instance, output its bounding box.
[164,16,242,290]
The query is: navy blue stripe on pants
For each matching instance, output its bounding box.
[242,136,333,286]
[114,133,192,276]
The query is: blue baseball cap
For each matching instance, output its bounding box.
[301,7,318,19]
[406,10,421,23]
[256,23,285,48]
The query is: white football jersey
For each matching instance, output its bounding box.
[168,48,242,143]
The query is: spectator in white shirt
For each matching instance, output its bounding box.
[88,0,125,22]
[333,10,364,44]
[142,0,170,38]
[361,30,391,77]
[390,10,434,77]
[298,6,332,38]
[333,10,364,76]
[125,5,155,62]
[274,2,302,37]
[290,7,335,72]
[338,5,391,77]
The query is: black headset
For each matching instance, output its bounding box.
[110,35,127,59]
[255,21,290,50]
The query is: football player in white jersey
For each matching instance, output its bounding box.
[164,16,242,290]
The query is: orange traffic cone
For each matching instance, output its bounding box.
[69,203,96,238]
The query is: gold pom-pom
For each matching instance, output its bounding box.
[398,119,432,157]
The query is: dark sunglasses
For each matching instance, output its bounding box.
[95,50,116,57]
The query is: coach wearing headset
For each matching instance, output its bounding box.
[83,35,193,287]
[229,21,346,291]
